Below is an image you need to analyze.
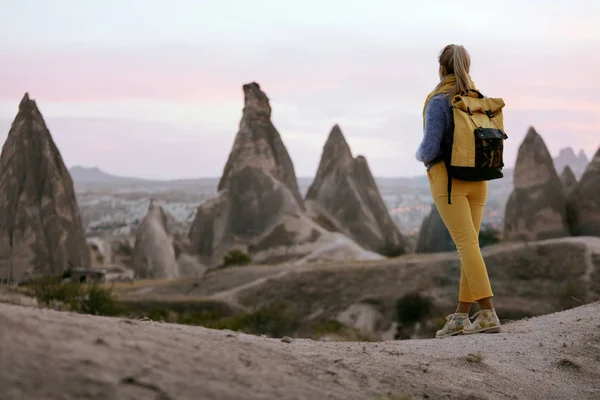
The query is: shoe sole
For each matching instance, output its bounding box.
[463,326,501,335]
[436,330,465,339]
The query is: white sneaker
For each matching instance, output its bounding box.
[435,313,471,338]
[463,308,501,335]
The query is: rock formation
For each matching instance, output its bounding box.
[133,200,178,279]
[415,206,455,253]
[218,82,304,209]
[304,125,406,255]
[566,147,600,236]
[554,147,589,179]
[503,127,570,241]
[560,165,578,194]
[188,83,381,267]
[0,93,90,282]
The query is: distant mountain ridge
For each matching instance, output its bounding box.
[68,166,432,189]
[554,147,589,178]
[71,154,588,191]
[70,166,145,183]
[69,166,219,189]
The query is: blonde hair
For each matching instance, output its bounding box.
[437,44,472,100]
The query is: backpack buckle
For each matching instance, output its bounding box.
[485,109,495,118]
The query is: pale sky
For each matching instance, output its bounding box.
[1,0,599,179]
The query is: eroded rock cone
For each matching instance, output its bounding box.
[560,165,578,195]
[0,93,90,282]
[189,165,308,265]
[218,82,304,209]
[305,125,406,255]
[566,147,600,236]
[415,206,455,253]
[504,127,570,241]
[133,200,178,279]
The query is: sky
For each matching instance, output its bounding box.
[1,0,599,179]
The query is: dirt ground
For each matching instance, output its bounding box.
[1,301,599,400]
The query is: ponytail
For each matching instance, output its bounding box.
[437,44,473,100]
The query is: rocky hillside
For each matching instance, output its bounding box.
[1,301,599,400]
[113,236,600,344]
[0,94,89,282]
[504,127,570,241]
[305,125,406,255]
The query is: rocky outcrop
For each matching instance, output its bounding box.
[236,237,600,337]
[504,127,570,241]
[415,206,455,253]
[560,165,578,194]
[566,148,600,236]
[133,200,178,279]
[218,83,304,209]
[189,84,381,267]
[554,147,589,179]
[0,93,90,282]
[305,125,406,255]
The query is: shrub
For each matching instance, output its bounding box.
[29,277,121,316]
[316,319,344,335]
[205,302,299,337]
[77,284,122,316]
[479,225,501,248]
[223,249,252,267]
[395,292,432,325]
[380,244,406,258]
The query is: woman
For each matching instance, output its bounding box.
[416,44,501,338]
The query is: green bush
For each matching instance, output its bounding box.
[395,292,432,325]
[223,249,252,267]
[29,277,121,316]
[479,225,501,248]
[316,319,344,335]
[379,244,406,258]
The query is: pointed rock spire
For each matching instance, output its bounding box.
[567,147,600,236]
[305,125,406,255]
[0,94,90,282]
[415,206,455,253]
[504,127,570,241]
[133,200,178,279]
[560,165,577,194]
[217,82,304,209]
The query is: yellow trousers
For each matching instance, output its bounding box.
[427,162,494,303]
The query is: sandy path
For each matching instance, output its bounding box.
[1,302,599,400]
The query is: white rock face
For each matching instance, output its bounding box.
[336,303,383,334]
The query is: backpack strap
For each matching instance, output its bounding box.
[445,158,453,205]
[467,89,485,99]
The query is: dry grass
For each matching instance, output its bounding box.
[106,278,196,291]
[466,352,485,363]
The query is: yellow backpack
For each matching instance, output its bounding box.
[441,89,508,204]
